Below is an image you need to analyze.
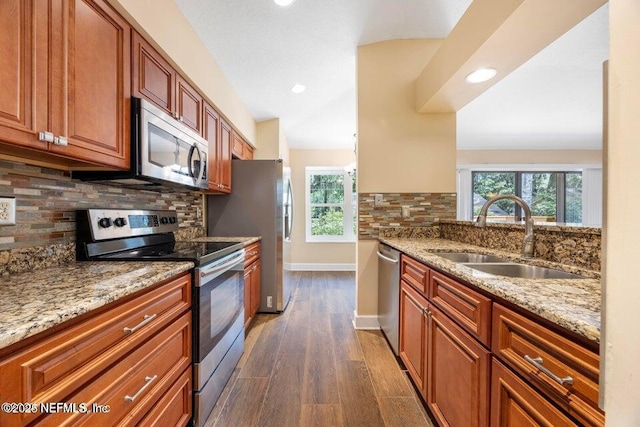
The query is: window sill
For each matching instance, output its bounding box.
[305,238,356,244]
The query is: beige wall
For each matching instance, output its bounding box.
[604,0,640,422]
[255,119,290,165]
[356,40,457,320]
[107,0,256,145]
[457,149,603,165]
[289,149,356,267]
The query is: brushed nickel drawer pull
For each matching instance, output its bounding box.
[524,355,574,386]
[124,375,157,402]
[123,314,157,334]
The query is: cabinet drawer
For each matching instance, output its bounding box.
[491,358,578,426]
[138,366,192,427]
[429,270,492,347]
[492,304,604,426]
[0,273,191,426]
[400,254,429,295]
[244,241,261,267]
[40,311,191,426]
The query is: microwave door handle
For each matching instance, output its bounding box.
[187,143,204,185]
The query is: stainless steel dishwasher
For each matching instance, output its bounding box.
[377,243,400,355]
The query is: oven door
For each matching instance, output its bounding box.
[193,250,245,365]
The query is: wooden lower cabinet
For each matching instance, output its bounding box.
[426,304,491,427]
[399,280,429,396]
[491,358,578,427]
[0,272,192,427]
[243,241,262,328]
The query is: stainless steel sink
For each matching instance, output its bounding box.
[463,263,588,279]
[434,252,510,263]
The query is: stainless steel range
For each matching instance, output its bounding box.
[76,209,245,427]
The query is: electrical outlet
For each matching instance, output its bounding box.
[374,194,383,206]
[402,206,410,218]
[0,197,16,225]
[267,296,273,308]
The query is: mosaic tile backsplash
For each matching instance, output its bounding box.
[0,160,205,275]
[358,193,456,239]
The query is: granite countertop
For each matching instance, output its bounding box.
[0,261,194,351]
[379,237,601,343]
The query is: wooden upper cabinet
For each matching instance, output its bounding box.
[132,31,202,135]
[231,130,254,160]
[132,31,175,116]
[218,118,232,191]
[0,0,47,151]
[0,0,130,169]
[49,0,130,169]
[176,76,202,134]
[203,102,221,190]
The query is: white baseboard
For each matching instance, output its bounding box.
[352,311,380,330]
[285,263,356,271]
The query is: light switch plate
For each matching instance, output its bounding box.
[0,197,16,225]
[402,206,411,218]
[374,194,383,206]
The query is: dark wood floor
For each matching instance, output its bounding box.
[204,271,433,427]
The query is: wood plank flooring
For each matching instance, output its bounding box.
[204,271,433,427]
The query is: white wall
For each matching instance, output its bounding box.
[604,0,640,423]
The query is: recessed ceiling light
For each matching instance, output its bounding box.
[291,83,306,94]
[274,0,295,6]
[465,68,497,84]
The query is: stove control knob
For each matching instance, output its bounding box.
[98,217,112,228]
[114,217,127,227]
[160,217,169,225]
[169,217,177,224]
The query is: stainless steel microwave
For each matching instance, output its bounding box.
[74,97,208,191]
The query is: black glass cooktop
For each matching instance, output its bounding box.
[101,240,244,266]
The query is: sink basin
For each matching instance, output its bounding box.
[434,252,510,263]
[464,263,588,279]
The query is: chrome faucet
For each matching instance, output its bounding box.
[475,194,535,258]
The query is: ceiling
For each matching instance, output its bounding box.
[175,0,608,151]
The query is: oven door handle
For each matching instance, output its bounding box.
[198,250,245,282]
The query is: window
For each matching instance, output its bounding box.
[472,171,582,223]
[305,167,356,242]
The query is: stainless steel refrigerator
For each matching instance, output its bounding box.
[207,159,293,313]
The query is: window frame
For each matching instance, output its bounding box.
[305,167,356,243]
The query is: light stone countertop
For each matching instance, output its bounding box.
[0,261,194,352]
[379,237,601,344]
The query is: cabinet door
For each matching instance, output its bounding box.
[176,75,202,134]
[218,118,232,192]
[203,102,221,190]
[427,304,490,427]
[132,31,175,116]
[250,260,261,317]
[50,0,130,169]
[491,359,578,427]
[0,0,48,150]
[243,268,251,328]
[232,131,244,158]
[244,141,254,160]
[399,280,428,397]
